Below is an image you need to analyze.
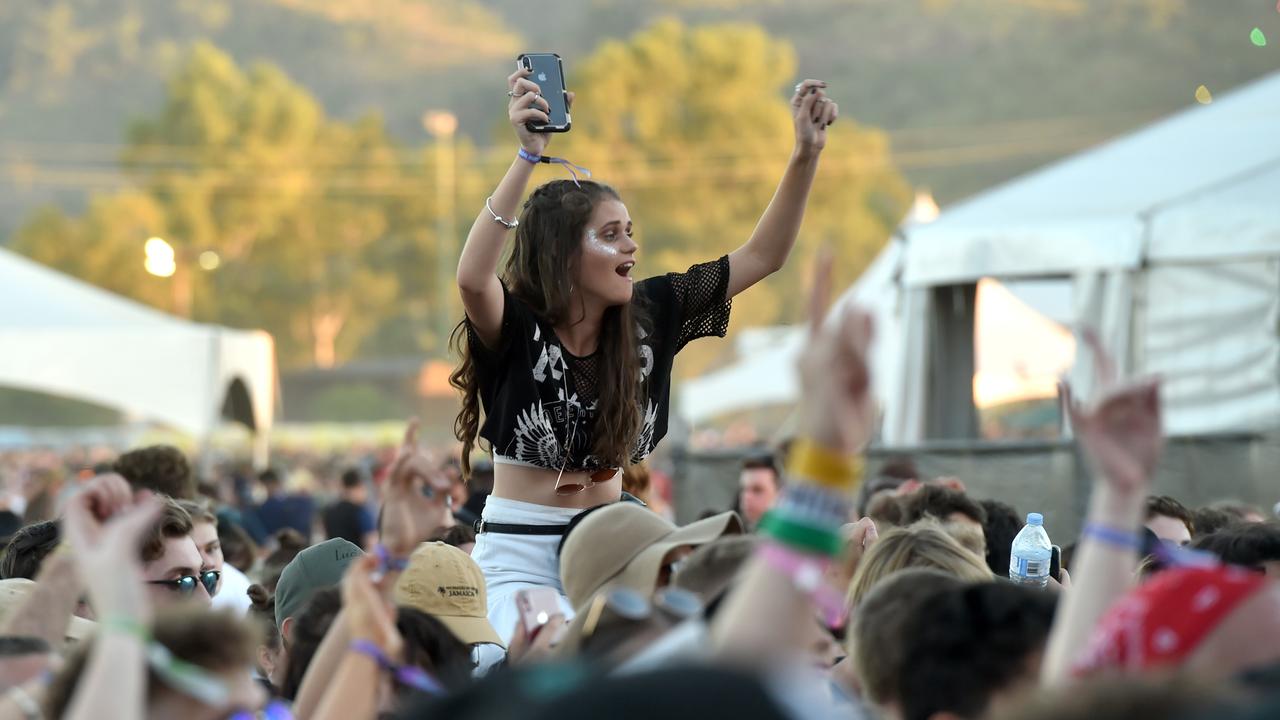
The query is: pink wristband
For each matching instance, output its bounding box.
[759,541,848,628]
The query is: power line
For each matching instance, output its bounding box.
[0,128,1118,197]
[0,106,1166,166]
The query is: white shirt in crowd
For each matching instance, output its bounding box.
[212,563,254,615]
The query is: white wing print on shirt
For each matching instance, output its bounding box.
[512,402,563,468]
[631,399,659,463]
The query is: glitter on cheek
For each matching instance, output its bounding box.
[585,228,621,256]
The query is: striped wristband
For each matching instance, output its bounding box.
[773,484,852,529]
[758,510,844,557]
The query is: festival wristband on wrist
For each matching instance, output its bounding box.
[774,484,852,529]
[758,511,844,557]
[513,147,594,187]
[787,439,864,492]
[758,541,847,628]
[373,544,411,575]
[350,640,446,695]
[1081,523,1143,552]
[101,615,151,641]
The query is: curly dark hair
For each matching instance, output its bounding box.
[900,485,988,527]
[450,179,652,480]
[112,445,194,500]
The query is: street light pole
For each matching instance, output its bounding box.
[423,111,458,353]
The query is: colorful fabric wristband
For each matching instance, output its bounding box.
[758,541,847,628]
[758,511,844,557]
[787,439,864,491]
[374,544,411,574]
[350,639,446,695]
[101,616,151,641]
[517,147,541,164]
[774,484,852,529]
[1081,523,1143,552]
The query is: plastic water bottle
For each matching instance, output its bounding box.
[1009,512,1052,588]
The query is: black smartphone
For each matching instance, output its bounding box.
[1050,545,1062,582]
[517,53,570,133]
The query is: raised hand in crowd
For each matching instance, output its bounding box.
[63,474,165,621]
[791,78,839,155]
[1065,331,1163,499]
[60,475,165,720]
[381,419,454,556]
[1042,332,1163,684]
[794,249,875,456]
[714,255,875,662]
[312,554,404,720]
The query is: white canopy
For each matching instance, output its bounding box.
[677,241,905,427]
[0,247,276,437]
[904,72,1280,286]
[892,70,1280,442]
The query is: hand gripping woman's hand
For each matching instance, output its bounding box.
[507,66,575,156]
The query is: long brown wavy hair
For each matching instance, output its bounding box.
[450,179,651,480]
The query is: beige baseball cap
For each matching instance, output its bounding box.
[0,578,96,643]
[394,542,503,648]
[559,503,743,612]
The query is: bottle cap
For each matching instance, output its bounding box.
[1027,512,1044,526]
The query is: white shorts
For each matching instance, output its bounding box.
[471,496,579,645]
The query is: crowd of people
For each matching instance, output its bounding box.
[3,67,1280,720]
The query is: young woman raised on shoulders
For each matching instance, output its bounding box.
[451,64,840,643]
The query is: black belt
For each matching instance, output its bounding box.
[474,519,569,536]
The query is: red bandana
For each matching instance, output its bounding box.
[1072,566,1267,675]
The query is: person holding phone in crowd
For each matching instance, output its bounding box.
[450,59,840,642]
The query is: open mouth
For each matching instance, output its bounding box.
[615,261,635,278]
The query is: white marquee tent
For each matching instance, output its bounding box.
[681,70,1280,446]
[893,70,1280,443]
[677,240,906,428]
[0,247,276,438]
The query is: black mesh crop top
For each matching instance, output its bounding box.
[466,256,732,472]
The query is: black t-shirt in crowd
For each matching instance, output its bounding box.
[467,256,732,472]
[322,499,374,547]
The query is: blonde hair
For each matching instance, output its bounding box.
[941,518,987,558]
[847,521,992,608]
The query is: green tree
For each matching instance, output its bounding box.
[15,43,426,368]
[554,19,911,339]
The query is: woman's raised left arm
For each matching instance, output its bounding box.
[726,78,838,299]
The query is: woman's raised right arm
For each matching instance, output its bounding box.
[457,65,556,347]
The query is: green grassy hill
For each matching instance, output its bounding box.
[2,0,1277,235]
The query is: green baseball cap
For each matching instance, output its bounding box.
[274,537,362,630]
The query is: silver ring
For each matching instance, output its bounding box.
[507,90,518,97]
[794,83,804,93]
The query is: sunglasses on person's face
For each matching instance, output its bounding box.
[147,570,220,596]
